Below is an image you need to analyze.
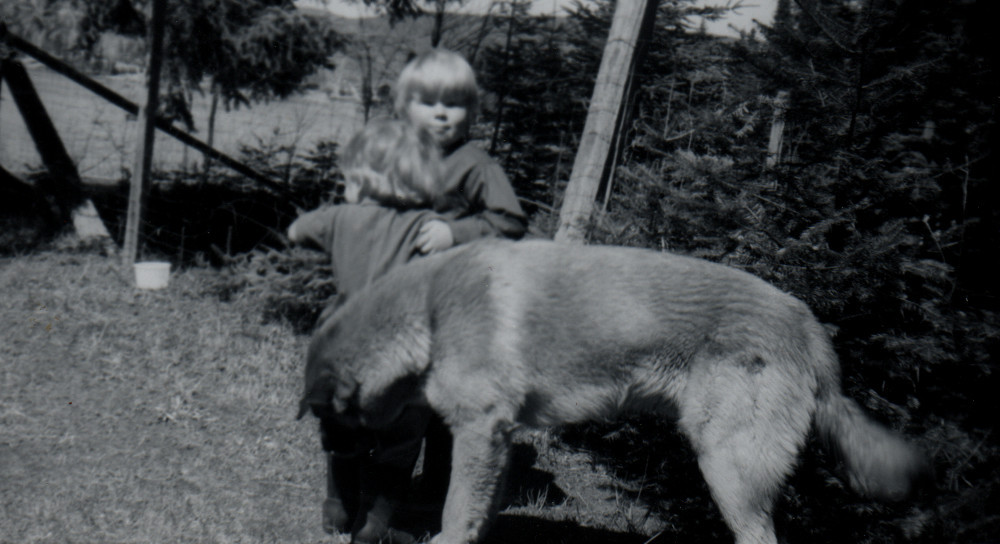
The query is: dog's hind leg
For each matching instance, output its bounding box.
[694,442,782,544]
[677,354,814,544]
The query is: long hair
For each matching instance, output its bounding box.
[340,118,444,208]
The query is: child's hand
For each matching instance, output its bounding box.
[417,220,454,254]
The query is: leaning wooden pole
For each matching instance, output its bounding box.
[554,0,658,243]
[122,0,167,268]
[0,57,113,245]
[2,24,295,202]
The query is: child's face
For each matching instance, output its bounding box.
[405,94,469,150]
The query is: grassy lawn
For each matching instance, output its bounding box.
[0,249,660,544]
[0,250,331,543]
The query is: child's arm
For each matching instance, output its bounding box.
[287,206,339,251]
[444,159,527,244]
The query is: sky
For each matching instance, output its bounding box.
[295,0,777,37]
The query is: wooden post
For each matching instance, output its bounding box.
[554,0,659,244]
[123,0,166,268]
[766,90,789,169]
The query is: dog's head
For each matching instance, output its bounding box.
[297,274,433,430]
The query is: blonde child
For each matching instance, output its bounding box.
[394,48,527,254]
[392,47,528,515]
[290,118,449,544]
[288,118,450,299]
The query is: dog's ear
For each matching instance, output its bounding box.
[296,371,357,420]
[332,373,358,414]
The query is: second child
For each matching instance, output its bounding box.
[291,118,450,544]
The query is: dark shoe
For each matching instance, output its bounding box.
[323,496,352,535]
[352,495,416,544]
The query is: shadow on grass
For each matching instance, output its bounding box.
[396,442,569,537]
[484,515,646,544]
[558,415,937,544]
[558,416,733,543]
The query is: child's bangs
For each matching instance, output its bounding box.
[409,57,476,101]
[395,49,480,115]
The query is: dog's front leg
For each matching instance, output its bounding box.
[430,413,514,544]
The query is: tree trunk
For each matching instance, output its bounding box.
[554,0,658,243]
[201,90,219,185]
[766,90,789,169]
[490,6,517,153]
[431,0,446,47]
[207,91,219,153]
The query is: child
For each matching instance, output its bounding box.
[290,118,449,544]
[392,47,527,512]
[394,48,528,253]
[288,117,448,300]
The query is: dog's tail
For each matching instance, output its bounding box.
[814,391,929,500]
[812,332,930,500]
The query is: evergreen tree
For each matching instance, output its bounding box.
[77,0,341,130]
[475,0,601,219]
[576,1,999,541]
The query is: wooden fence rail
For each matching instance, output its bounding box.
[1,23,300,206]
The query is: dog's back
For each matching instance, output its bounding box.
[426,240,825,423]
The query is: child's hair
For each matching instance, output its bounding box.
[394,49,480,120]
[340,117,443,208]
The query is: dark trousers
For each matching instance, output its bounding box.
[319,406,430,541]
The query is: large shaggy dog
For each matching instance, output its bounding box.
[300,239,927,544]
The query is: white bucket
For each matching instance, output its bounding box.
[134,261,171,290]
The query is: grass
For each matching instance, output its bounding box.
[0,247,661,544]
[0,249,327,543]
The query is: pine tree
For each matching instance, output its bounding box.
[474,2,598,221]
[586,1,998,539]
[77,0,341,130]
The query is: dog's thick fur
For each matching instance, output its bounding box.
[301,240,927,544]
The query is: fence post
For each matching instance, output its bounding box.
[122,0,166,268]
[554,0,659,244]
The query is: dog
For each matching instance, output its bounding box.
[299,239,928,544]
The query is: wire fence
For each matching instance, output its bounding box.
[1,60,364,185]
[2,59,360,260]
[84,178,300,264]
